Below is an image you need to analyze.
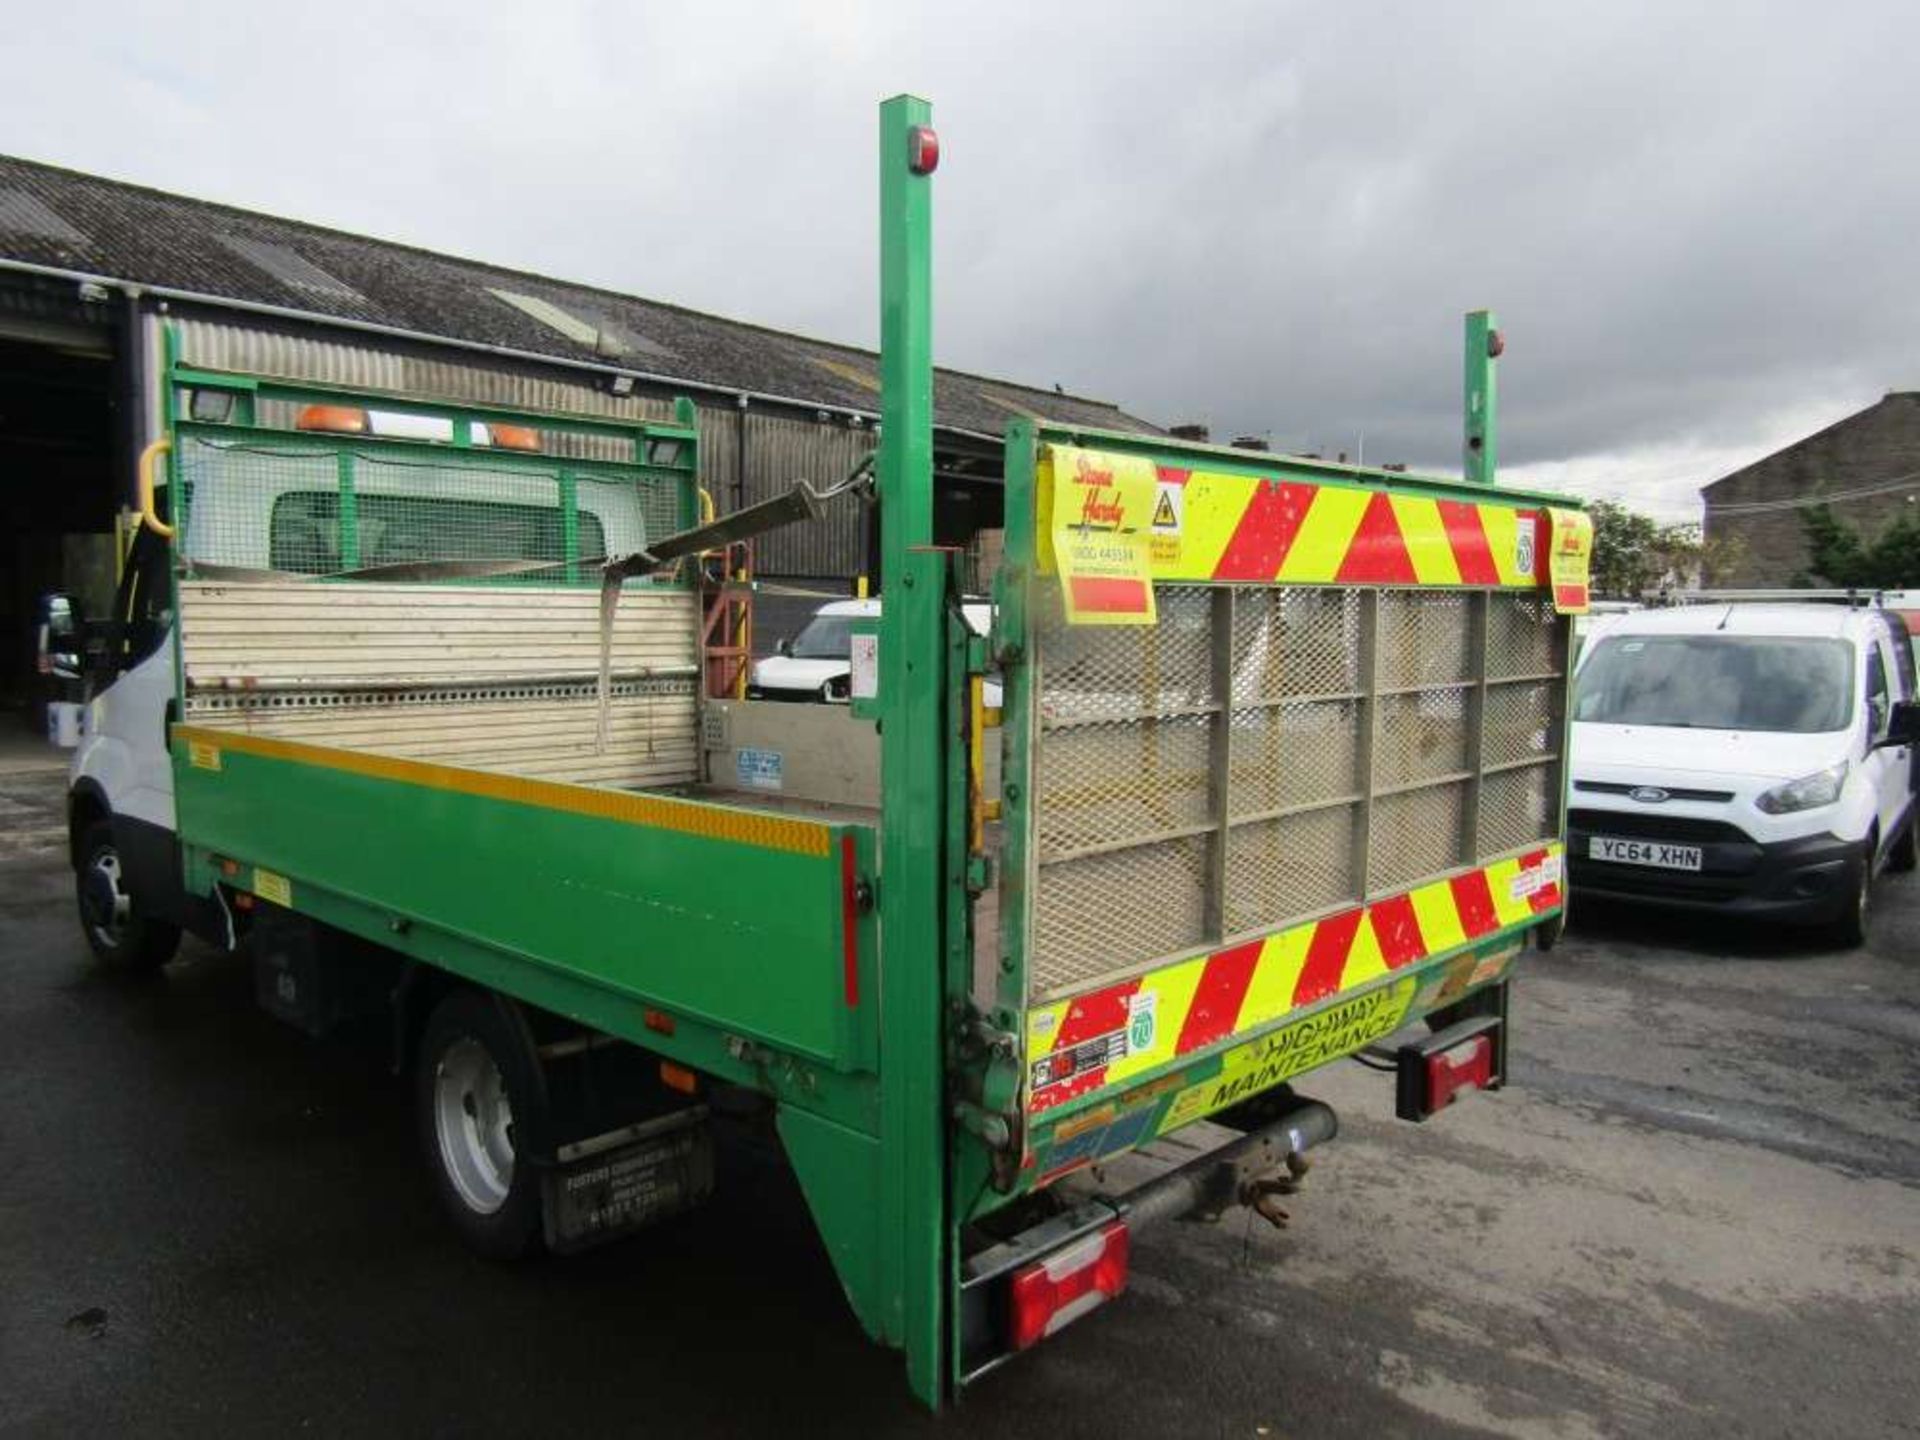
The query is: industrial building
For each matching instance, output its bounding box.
[0,154,1159,732]
[1701,391,1920,585]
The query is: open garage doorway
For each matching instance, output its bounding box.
[0,325,123,757]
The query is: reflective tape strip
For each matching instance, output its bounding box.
[1025,843,1564,1115]
[174,724,834,858]
[1120,457,1557,588]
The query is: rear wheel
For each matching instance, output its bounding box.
[76,821,180,972]
[415,989,545,1259]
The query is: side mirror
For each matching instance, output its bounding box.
[777,637,794,658]
[1880,699,1920,749]
[35,593,83,681]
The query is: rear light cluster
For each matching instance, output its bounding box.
[1424,1034,1493,1112]
[1394,1015,1504,1122]
[1008,1220,1129,1351]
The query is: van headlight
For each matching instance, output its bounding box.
[1754,762,1847,815]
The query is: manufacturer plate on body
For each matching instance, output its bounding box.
[1591,836,1702,871]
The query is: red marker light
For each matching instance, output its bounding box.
[1487,329,1506,358]
[908,126,939,175]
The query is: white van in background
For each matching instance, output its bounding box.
[749,598,995,703]
[1567,603,1919,945]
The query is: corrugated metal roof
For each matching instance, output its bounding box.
[0,152,1160,439]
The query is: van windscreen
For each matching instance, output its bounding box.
[1574,634,1854,734]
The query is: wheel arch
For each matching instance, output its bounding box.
[67,780,110,870]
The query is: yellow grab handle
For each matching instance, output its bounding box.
[138,437,175,539]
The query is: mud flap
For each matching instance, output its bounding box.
[541,1107,714,1255]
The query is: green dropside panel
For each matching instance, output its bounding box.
[174,736,871,1071]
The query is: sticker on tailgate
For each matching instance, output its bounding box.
[1156,978,1418,1134]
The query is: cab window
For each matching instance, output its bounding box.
[1865,645,1889,740]
[114,527,174,671]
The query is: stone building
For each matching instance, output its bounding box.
[1701,391,1920,585]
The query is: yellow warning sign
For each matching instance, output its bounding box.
[187,740,222,771]
[1039,444,1158,626]
[1545,506,1593,615]
[1152,489,1177,529]
[1157,979,1417,1134]
[253,868,292,907]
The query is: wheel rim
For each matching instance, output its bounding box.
[81,847,132,951]
[433,1036,516,1215]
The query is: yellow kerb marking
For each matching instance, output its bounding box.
[1277,485,1369,583]
[175,726,832,858]
[1390,495,1464,586]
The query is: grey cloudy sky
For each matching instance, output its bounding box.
[7,1,1917,518]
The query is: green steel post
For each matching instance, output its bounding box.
[337,452,360,569]
[1464,309,1499,485]
[877,91,947,1407]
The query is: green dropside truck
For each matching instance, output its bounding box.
[53,96,1588,1406]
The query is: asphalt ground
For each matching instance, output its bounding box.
[3,761,1918,1438]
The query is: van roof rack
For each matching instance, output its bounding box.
[1653,588,1885,608]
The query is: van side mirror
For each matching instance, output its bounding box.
[35,593,83,681]
[1880,699,1920,749]
[777,637,794,658]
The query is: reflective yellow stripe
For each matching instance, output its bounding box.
[1340,911,1390,991]
[1176,471,1248,577]
[1104,961,1205,1084]
[1409,876,1468,952]
[1390,495,1464,586]
[174,725,833,858]
[1235,925,1316,1033]
[1277,485,1370,583]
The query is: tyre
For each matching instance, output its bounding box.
[1887,814,1918,874]
[1828,844,1873,949]
[415,989,546,1259]
[76,820,181,972]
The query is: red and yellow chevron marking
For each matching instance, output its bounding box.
[1023,844,1563,1115]
[1145,465,1545,587]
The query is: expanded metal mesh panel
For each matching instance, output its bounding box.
[577,473,682,563]
[1024,580,1568,1001]
[1378,590,1471,689]
[1484,680,1560,770]
[1374,687,1470,788]
[1481,762,1558,857]
[1225,807,1357,935]
[1228,700,1361,815]
[1487,593,1561,678]
[1034,714,1213,855]
[1036,585,1213,725]
[1230,589,1363,701]
[177,432,675,582]
[1030,837,1210,997]
[1371,781,1468,893]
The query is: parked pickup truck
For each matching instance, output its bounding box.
[41,95,1588,1408]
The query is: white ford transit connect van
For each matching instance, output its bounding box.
[1568,603,1918,944]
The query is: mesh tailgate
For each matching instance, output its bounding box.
[1025,585,1567,1000]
